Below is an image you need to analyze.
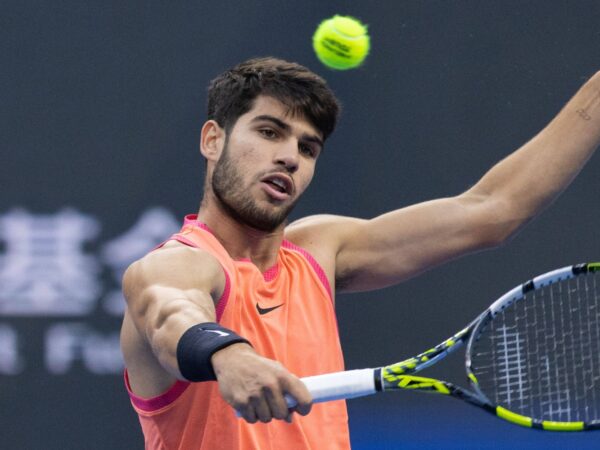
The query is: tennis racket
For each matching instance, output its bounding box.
[285,262,600,431]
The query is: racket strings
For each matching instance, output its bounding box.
[471,271,600,422]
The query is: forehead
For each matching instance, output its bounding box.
[238,95,321,138]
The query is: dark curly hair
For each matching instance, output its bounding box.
[207,57,340,140]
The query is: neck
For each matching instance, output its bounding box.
[197,196,286,272]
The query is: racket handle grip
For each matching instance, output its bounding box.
[285,368,377,407]
[235,368,377,416]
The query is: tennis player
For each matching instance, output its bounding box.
[121,57,600,449]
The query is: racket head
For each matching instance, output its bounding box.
[466,263,600,430]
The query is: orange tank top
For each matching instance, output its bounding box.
[125,215,350,450]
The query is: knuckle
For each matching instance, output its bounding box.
[233,399,247,409]
[261,380,278,394]
[235,393,259,409]
[273,372,293,388]
[247,393,261,406]
[233,393,250,405]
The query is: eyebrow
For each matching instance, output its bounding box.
[251,115,324,149]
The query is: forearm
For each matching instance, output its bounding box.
[469,72,600,226]
[143,295,217,379]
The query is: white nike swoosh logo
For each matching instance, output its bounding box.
[203,329,229,337]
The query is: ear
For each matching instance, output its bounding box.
[200,120,225,161]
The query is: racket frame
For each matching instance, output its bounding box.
[464,263,600,431]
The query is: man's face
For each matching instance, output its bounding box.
[211,96,324,232]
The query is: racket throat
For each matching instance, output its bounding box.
[374,368,383,392]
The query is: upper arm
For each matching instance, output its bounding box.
[289,192,513,294]
[123,244,225,337]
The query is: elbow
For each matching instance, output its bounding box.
[465,194,530,250]
[489,216,533,249]
[481,225,521,250]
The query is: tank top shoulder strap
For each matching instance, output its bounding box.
[175,218,234,268]
[166,215,236,321]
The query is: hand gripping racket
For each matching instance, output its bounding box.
[285,263,600,431]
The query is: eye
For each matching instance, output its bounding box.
[299,143,317,158]
[259,128,277,139]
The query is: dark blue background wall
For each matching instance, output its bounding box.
[2,1,600,448]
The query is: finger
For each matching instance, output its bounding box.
[264,386,291,420]
[251,396,273,423]
[238,404,258,424]
[282,377,312,416]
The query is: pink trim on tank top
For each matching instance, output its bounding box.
[169,234,197,248]
[214,269,230,321]
[183,215,331,295]
[184,214,206,228]
[183,215,280,282]
[262,263,280,282]
[235,258,279,282]
[168,234,232,322]
[281,240,332,301]
[124,370,190,412]
[280,240,339,335]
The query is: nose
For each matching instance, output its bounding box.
[274,140,299,173]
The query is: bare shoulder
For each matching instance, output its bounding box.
[285,214,367,249]
[123,241,226,304]
[284,215,368,290]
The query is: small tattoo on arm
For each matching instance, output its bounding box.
[576,109,592,121]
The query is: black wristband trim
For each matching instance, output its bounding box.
[176,323,251,382]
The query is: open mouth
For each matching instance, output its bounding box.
[260,174,293,197]
[264,178,287,193]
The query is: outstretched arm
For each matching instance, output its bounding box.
[291,71,600,292]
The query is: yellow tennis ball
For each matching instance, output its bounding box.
[313,15,370,70]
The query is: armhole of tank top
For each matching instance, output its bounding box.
[214,268,231,322]
[124,370,190,413]
[281,240,333,302]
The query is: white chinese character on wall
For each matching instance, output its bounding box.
[101,207,180,315]
[45,323,123,374]
[0,209,101,316]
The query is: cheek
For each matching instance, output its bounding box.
[297,166,315,193]
[239,145,257,158]
[226,141,260,173]
[228,134,258,158]
[239,146,264,169]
